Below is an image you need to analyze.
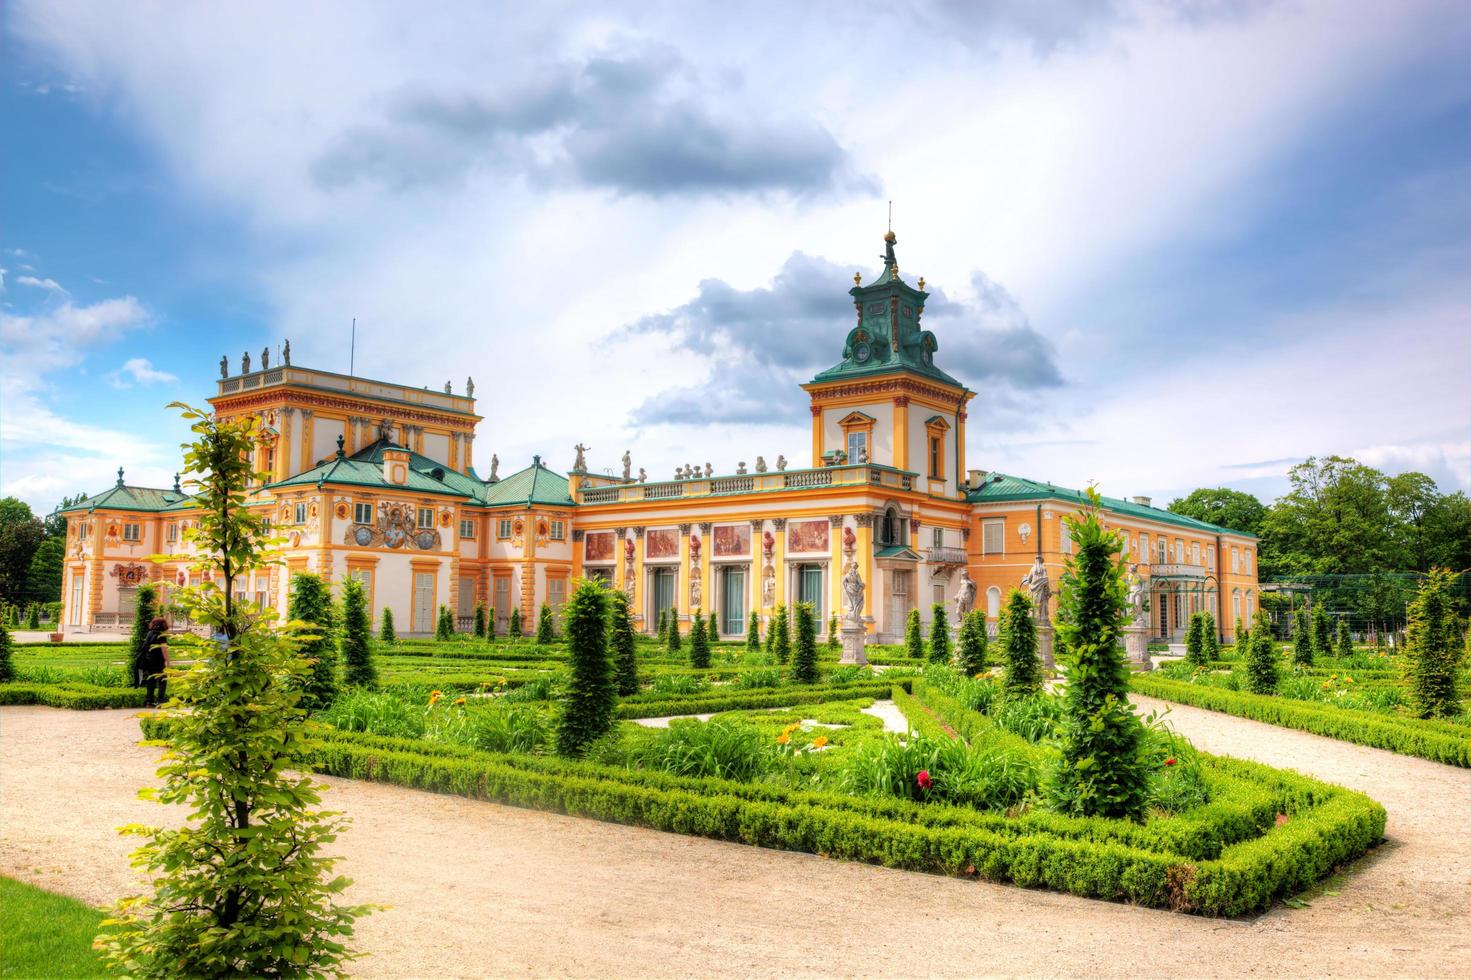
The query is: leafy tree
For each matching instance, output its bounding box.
[508,606,522,638]
[1291,606,1314,668]
[904,608,924,660]
[436,605,454,641]
[1184,612,1208,668]
[288,573,337,711]
[999,589,1043,700]
[473,602,487,638]
[340,576,376,689]
[379,606,396,644]
[96,404,370,977]
[745,611,761,650]
[1167,487,1266,537]
[0,619,13,682]
[957,609,988,675]
[129,583,160,687]
[1258,456,1395,577]
[556,579,614,756]
[666,609,682,654]
[0,498,43,602]
[1047,494,1148,821]
[706,609,720,646]
[791,602,819,683]
[537,602,555,644]
[769,604,791,664]
[25,536,65,604]
[689,610,711,669]
[1245,610,1279,694]
[608,590,639,696]
[1402,568,1463,718]
[1335,618,1354,659]
[1311,602,1332,657]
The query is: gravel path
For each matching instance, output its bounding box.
[2,701,1467,978]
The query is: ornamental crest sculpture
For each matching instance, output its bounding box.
[343,501,438,550]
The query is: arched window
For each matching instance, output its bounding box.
[986,586,1001,618]
[1245,589,1255,615]
[1232,589,1242,623]
[882,507,899,546]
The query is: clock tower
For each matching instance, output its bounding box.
[800,231,974,499]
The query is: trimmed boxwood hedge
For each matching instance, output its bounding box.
[614,681,899,719]
[1131,673,1469,767]
[0,682,145,710]
[135,706,1387,916]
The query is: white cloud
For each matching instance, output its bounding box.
[106,356,179,389]
[15,274,65,294]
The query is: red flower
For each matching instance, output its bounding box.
[916,770,933,791]
[1164,757,1177,767]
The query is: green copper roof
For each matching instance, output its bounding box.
[271,438,482,501]
[966,473,1258,538]
[57,470,190,514]
[808,233,969,391]
[481,456,573,508]
[874,545,922,559]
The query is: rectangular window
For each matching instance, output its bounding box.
[166,523,178,543]
[548,577,566,612]
[550,520,565,541]
[1231,548,1239,573]
[929,437,942,478]
[1139,533,1148,561]
[458,575,475,617]
[349,568,373,610]
[79,523,90,540]
[1157,537,1167,563]
[1174,539,1184,562]
[354,502,373,525]
[1060,520,1072,555]
[498,519,513,539]
[1191,542,1200,565]
[294,502,307,525]
[846,430,867,464]
[418,507,434,529]
[932,527,943,549]
[1120,533,1130,556]
[123,523,141,542]
[1243,551,1252,574]
[982,520,1004,555]
[459,519,476,539]
[1206,548,1214,571]
[260,517,272,533]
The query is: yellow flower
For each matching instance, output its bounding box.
[1330,674,1337,680]
[783,722,800,734]
[454,696,467,705]
[1321,682,1331,690]
[775,733,790,745]
[1344,676,1354,684]
[811,735,829,749]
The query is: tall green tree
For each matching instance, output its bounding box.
[956,609,988,675]
[903,608,924,660]
[1335,619,1354,659]
[999,589,1043,700]
[608,590,639,697]
[745,611,761,651]
[556,579,614,756]
[706,609,720,646]
[1258,456,1395,577]
[927,602,950,664]
[0,498,43,602]
[689,610,711,669]
[1167,487,1267,537]
[128,583,160,687]
[827,612,840,653]
[288,573,337,710]
[1311,602,1332,659]
[656,607,669,643]
[508,606,522,638]
[1201,611,1220,663]
[1402,568,1463,718]
[379,607,397,643]
[791,602,819,684]
[1245,610,1279,694]
[1184,612,1208,668]
[0,619,14,682]
[436,605,454,641]
[24,536,65,604]
[1291,606,1314,668]
[97,404,370,977]
[473,602,487,638]
[1047,494,1148,821]
[666,609,682,654]
[537,602,556,644]
[340,576,376,690]
[770,604,791,664]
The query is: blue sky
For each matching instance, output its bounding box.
[2,0,1467,513]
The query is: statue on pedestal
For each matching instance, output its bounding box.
[637,467,646,483]
[466,377,474,397]
[621,451,631,481]
[956,569,977,616]
[755,456,767,473]
[1021,556,1052,622]
[572,444,589,474]
[241,350,251,373]
[219,355,229,378]
[261,347,270,370]
[1126,563,1148,627]
[842,561,865,625]
[282,339,291,365]
[489,454,500,481]
[776,454,788,471]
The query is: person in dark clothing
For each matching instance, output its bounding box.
[140,617,170,707]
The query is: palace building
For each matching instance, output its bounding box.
[57,233,1260,642]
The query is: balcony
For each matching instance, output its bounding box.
[1147,562,1207,579]
[574,463,916,505]
[926,547,968,565]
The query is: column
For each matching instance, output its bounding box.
[772,518,787,611]
[698,522,713,629]
[828,514,845,636]
[893,396,910,470]
[464,432,475,471]
[677,522,692,621]
[570,529,585,581]
[956,406,968,498]
[810,405,823,466]
[751,519,767,622]
[299,409,314,472]
[632,526,646,630]
[856,514,875,631]
[450,431,462,472]
[612,526,627,595]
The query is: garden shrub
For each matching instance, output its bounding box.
[537,602,555,644]
[128,582,158,686]
[633,718,773,781]
[436,605,454,641]
[1335,619,1353,660]
[689,610,712,669]
[828,613,840,653]
[473,603,487,639]
[25,603,40,629]
[904,608,924,660]
[770,604,791,664]
[992,694,1063,744]
[836,731,1036,811]
[656,608,669,643]
[608,591,639,696]
[1245,611,1279,694]
[556,579,614,756]
[1292,607,1314,668]
[1184,613,1207,669]
[1312,603,1332,661]
[707,611,720,646]
[666,610,682,654]
[735,666,783,689]
[0,619,13,683]
[318,689,427,739]
[509,606,522,638]
[928,603,950,664]
[379,607,396,643]
[340,576,377,689]
[999,589,1043,700]
[289,572,337,710]
[791,602,819,684]
[1403,567,1463,718]
[460,703,550,754]
[957,610,988,675]
[1201,612,1220,664]
[649,672,710,697]
[745,611,761,651]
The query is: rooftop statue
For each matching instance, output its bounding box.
[637,467,646,483]
[776,454,788,472]
[282,338,291,366]
[621,451,631,481]
[241,350,251,373]
[466,377,474,397]
[261,347,270,370]
[573,443,589,473]
[755,456,767,473]
[219,355,229,379]
[489,454,500,481]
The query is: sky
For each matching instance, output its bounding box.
[2,0,1468,514]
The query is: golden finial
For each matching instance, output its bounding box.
[853,272,861,285]
[918,276,925,290]
[883,230,897,244]
[890,265,899,281]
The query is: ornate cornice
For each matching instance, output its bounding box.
[805,376,971,404]
[214,389,475,429]
[828,514,845,526]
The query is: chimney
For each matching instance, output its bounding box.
[966,469,986,489]
[383,448,411,486]
[1131,495,1152,507]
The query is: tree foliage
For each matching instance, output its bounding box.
[666,609,682,654]
[927,602,950,664]
[537,602,555,644]
[999,589,1043,700]
[473,603,487,639]
[96,403,371,977]
[791,602,819,684]
[903,608,924,661]
[1335,618,1353,659]
[1184,612,1208,669]
[608,590,639,697]
[508,606,522,638]
[707,609,720,646]
[288,573,337,710]
[436,605,454,641]
[1311,602,1332,657]
[0,497,43,602]
[340,576,376,690]
[957,609,988,675]
[1047,492,1148,821]
[689,610,711,669]
[129,583,160,684]
[1200,611,1220,663]
[556,579,614,756]
[1167,487,1267,537]
[1402,568,1464,718]
[0,619,13,682]
[378,607,396,644]
[1245,610,1279,694]
[1291,606,1314,668]
[745,611,761,651]
[769,604,790,664]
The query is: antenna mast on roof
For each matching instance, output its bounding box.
[350,318,356,377]
[888,200,892,232]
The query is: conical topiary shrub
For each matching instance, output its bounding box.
[1291,606,1313,668]
[666,610,682,655]
[340,576,377,689]
[770,604,790,664]
[289,573,337,710]
[473,603,487,639]
[1245,610,1278,694]
[791,602,819,684]
[1000,589,1042,700]
[379,607,396,644]
[957,610,988,675]
[537,602,556,644]
[689,610,711,669]
[928,603,950,664]
[556,579,613,756]
[608,590,639,697]
[904,608,924,661]
[745,611,761,651]
[435,605,454,642]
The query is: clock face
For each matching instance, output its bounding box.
[854,342,871,363]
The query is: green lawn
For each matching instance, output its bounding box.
[0,876,107,978]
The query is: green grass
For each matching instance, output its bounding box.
[0,876,107,978]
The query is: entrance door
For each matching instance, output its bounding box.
[494,575,511,634]
[887,569,911,641]
[413,572,434,633]
[69,572,84,625]
[652,567,676,628]
[721,566,745,636]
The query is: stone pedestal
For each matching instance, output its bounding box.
[1037,622,1055,671]
[1124,625,1152,671]
[839,623,868,666]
